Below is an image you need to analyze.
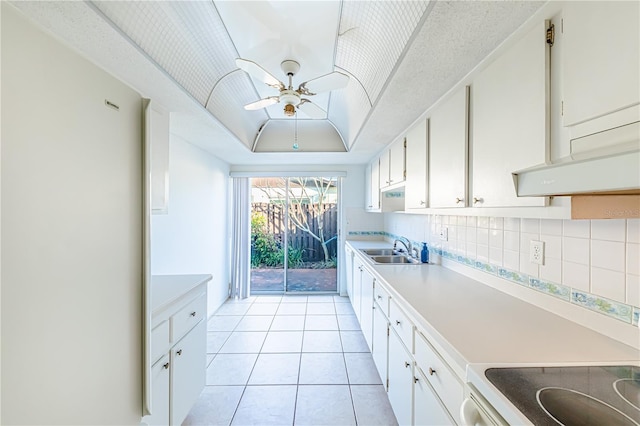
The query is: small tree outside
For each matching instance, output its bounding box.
[252,177,337,267]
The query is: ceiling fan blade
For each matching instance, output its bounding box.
[244,96,279,110]
[235,58,284,89]
[299,71,349,95]
[297,99,326,119]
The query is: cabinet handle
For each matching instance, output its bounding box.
[414,376,419,383]
[420,200,425,205]
[395,320,401,325]
[176,349,183,356]
[473,197,483,204]
[163,362,170,369]
[377,295,382,300]
[429,367,436,376]
[404,362,411,368]
[190,311,197,317]
[455,197,464,204]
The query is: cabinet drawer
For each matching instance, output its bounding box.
[151,320,170,363]
[171,293,206,343]
[373,283,390,317]
[389,299,413,352]
[415,331,463,423]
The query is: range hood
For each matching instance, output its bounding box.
[513,121,640,197]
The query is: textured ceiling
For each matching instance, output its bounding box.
[8,0,545,165]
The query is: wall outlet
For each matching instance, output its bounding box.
[530,240,545,265]
[439,227,448,241]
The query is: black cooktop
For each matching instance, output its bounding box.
[486,365,640,426]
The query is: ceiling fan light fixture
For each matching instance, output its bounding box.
[284,103,296,116]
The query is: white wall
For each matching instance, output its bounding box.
[152,135,230,315]
[1,4,142,424]
[230,163,383,294]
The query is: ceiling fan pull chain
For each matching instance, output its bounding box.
[293,111,299,150]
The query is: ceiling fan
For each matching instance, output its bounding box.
[236,58,349,119]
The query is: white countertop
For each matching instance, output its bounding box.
[151,274,212,313]
[347,240,640,375]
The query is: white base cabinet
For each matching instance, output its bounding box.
[388,328,414,426]
[372,300,389,386]
[360,268,375,351]
[144,275,210,426]
[414,368,455,426]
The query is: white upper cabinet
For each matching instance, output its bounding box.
[379,149,391,189]
[389,137,406,187]
[366,159,381,211]
[470,21,549,208]
[429,86,469,208]
[405,119,429,210]
[562,2,639,131]
[379,138,406,189]
[144,100,170,215]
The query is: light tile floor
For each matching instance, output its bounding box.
[183,294,398,426]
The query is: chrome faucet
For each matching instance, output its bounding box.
[393,237,414,258]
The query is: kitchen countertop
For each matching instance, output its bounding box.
[151,274,212,313]
[347,240,640,378]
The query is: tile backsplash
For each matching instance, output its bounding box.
[381,214,640,326]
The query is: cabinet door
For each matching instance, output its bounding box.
[371,159,380,210]
[429,87,468,208]
[345,246,354,297]
[360,268,375,352]
[413,369,455,426]
[389,138,406,186]
[405,119,428,210]
[143,354,170,426]
[379,150,391,188]
[372,301,389,387]
[471,21,548,208]
[388,329,413,426]
[563,2,639,128]
[144,100,170,215]
[352,260,364,322]
[171,320,206,425]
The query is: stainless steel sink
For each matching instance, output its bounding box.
[370,255,419,264]
[360,249,399,256]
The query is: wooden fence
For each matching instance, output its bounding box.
[252,202,338,262]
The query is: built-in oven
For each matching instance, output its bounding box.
[464,363,640,426]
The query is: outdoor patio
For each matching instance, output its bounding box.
[251,268,338,292]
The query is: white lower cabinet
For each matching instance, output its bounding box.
[414,368,455,426]
[360,268,375,351]
[147,355,171,425]
[145,276,209,426]
[171,320,206,425]
[372,299,389,386]
[388,328,414,426]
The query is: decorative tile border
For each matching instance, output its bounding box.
[349,231,639,327]
[347,231,385,237]
[498,268,529,286]
[529,279,571,301]
[571,291,633,323]
[434,247,637,326]
[384,191,405,198]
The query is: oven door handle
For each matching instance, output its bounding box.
[460,397,494,426]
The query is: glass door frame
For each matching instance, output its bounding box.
[248,174,342,295]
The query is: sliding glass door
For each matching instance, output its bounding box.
[250,176,339,293]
